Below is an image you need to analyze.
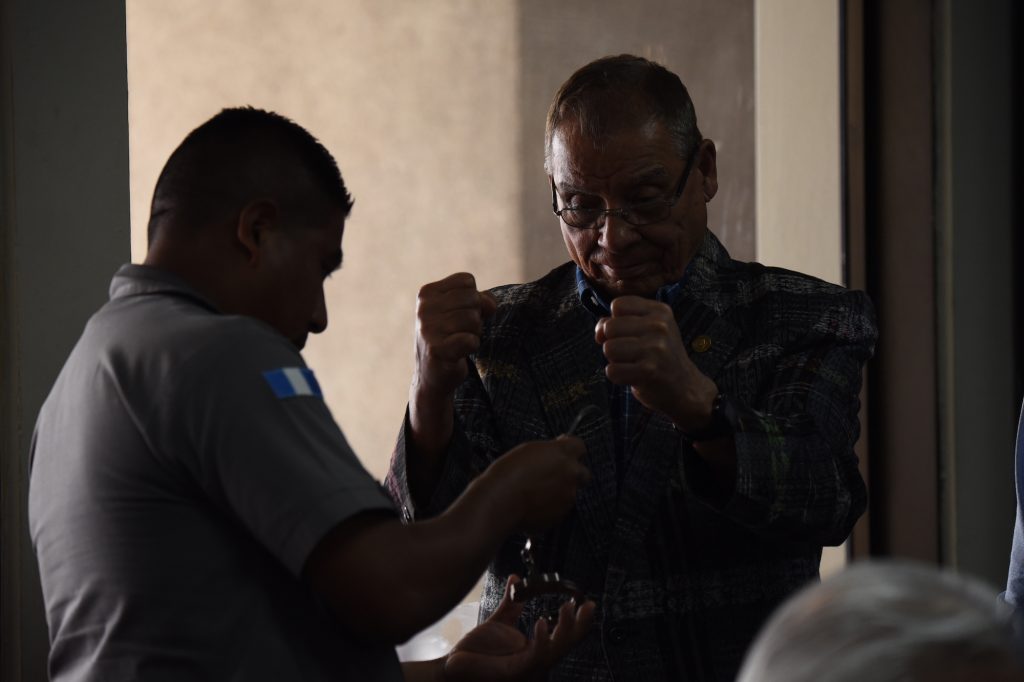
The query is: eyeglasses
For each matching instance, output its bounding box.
[550,151,698,230]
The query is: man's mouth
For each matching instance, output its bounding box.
[599,262,649,280]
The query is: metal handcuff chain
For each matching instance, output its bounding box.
[509,405,601,607]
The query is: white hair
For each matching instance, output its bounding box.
[737,560,1022,682]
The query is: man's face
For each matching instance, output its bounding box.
[549,119,717,299]
[254,207,345,350]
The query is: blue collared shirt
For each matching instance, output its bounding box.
[574,266,690,316]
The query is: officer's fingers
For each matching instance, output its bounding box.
[573,462,592,487]
[546,602,577,655]
[549,600,596,657]
[528,617,553,670]
[488,575,526,625]
[553,435,586,461]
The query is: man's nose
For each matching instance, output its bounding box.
[310,288,328,334]
[598,211,640,251]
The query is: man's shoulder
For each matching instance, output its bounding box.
[119,290,282,341]
[708,258,877,343]
[486,262,577,316]
[91,291,301,386]
[728,261,854,297]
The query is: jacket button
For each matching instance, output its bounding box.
[691,335,712,353]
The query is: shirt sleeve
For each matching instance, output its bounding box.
[164,321,396,577]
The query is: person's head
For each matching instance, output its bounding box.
[545,54,718,300]
[145,107,353,349]
[737,560,1024,682]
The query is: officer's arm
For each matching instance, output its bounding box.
[304,437,587,644]
[303,505,500,644]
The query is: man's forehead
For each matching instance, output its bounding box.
[550,124,674,188]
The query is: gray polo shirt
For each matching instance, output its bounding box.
[29,265,402,681]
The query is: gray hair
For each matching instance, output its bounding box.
[737,560,1022,682]
[543,54,702,174]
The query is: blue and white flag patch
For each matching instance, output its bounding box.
[262,367,323,399]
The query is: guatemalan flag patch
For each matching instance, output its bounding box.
[262,367,323,399]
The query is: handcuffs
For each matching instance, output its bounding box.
[509,537,585,604]
[509,405,600,606]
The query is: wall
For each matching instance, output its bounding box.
[755,0,841,285]
[0,0,130,678]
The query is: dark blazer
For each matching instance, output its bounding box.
[387,230,877,681]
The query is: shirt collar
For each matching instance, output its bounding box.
[575,263,693,317]
[109,264,220,312]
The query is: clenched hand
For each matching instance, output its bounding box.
[595,296,717,432]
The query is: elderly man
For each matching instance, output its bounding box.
[387,55,877,680]
[29,107,594,681]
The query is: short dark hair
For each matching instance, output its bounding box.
[148,107,353,243]
[544,54,702,173]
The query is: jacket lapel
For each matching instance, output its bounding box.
[524,279,619,563]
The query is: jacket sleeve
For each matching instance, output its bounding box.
[681,289,877,545]
[384,363,502,521]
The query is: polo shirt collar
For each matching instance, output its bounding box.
[109,264,220,313]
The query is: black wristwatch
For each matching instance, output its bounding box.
[680,392,736,442]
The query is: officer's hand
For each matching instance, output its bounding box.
[482,437,589,534]
[412,273,497,401]
[595,296,718,431]
[444,575,595,681]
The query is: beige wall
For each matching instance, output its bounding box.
[127,0,756,479]
[754,0,842,285]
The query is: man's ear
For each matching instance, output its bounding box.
[697,139,718,203]
[236,199,279,265]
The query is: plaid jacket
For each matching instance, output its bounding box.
[386,231,876,681]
